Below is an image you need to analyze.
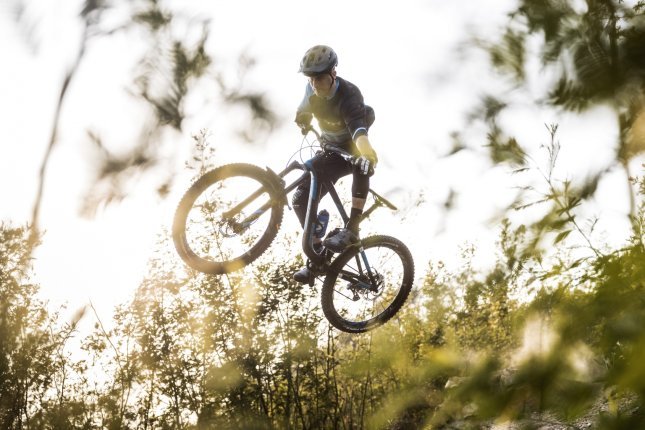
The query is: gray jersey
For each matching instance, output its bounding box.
[296,77,373,148]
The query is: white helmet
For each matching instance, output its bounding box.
[298,45,338,76]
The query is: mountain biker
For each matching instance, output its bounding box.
[292,45,378,283]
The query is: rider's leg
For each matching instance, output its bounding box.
[322,111,375,252]
[346,172,369,234]
[292,152,351,282]
[323,163,371,252]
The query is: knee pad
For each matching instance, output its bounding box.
[352,175,369,199]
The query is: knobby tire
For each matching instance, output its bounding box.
[321,235,414,333]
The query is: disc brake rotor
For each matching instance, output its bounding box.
[218,213,247,238]
[345,271,384,301]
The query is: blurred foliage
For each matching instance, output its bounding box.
[509,124,608,265]
[11,0,277,241]
[491,0,645,115]
[470,0,645,224]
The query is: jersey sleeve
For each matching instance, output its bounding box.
[295,84,314,127]
[340,86,369,142]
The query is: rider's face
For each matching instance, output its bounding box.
[308,70,336,97]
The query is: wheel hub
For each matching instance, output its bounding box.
[346,271,384,301]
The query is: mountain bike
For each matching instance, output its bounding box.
[172,128,414,333]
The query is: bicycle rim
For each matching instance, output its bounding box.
[173,164,282,274]
[321,235,414,333]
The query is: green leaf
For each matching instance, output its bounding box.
[554,229,572,244]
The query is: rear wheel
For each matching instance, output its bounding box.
[321,235,414,333]
[172,163,284,274]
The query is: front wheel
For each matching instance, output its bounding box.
[172,163,284,274]
[321,235,415,333]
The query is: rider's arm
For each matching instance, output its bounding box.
[295,111,313,128]
[339,83,377,163]
[295,84,314,130]
[355,135,378,165]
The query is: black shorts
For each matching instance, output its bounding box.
[291,151,370,227]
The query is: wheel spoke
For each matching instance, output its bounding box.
[333,288,356,301]
[184,175,272,264]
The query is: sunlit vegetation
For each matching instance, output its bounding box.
[3,147,645,428]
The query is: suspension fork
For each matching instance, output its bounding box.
[344,248,378,292]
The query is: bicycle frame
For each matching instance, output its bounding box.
[173,133,415,331]
[222,135,397,282]
[275,160,382,292]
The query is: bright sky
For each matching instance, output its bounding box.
[1,0,636,327]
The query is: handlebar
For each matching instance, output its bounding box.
[302,126,356,162]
